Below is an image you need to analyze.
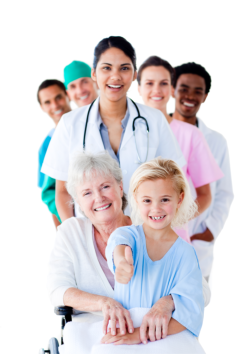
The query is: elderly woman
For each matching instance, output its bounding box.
[48,151,210,346]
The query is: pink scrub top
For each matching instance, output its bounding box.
[170,119,223,187]
[170,119,224,243]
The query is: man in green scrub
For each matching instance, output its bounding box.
[64,60,98,107]
[38,79,71,228]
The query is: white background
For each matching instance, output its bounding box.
[1,1,249,353]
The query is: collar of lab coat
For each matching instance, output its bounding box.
[87,96,138,150]
[197,118,212,137]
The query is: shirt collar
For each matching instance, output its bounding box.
[96,98,130,130]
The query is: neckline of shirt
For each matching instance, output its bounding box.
[96,100,130,130]
[138,224,181,265]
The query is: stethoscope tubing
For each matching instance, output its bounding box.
[83,98,149,164]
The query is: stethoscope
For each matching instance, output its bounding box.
[83,98,149,164]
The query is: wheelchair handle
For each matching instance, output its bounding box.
[54,306,73,316]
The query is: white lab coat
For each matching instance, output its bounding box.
[42,97,186,216]
[190,118,234,277]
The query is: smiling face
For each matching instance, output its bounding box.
[138,66,171,112]
[135,178,183,231]
[67,77,98,107]
[92,47,137,103]
[173,73,207,119]
[76,173,124,225]
[39,85,71,125]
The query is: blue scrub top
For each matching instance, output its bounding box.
[106,225,204,337]
[38,129,55,188]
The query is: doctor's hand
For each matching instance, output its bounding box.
[115,246,134,284]
[190,228,214,242]
[140,295,175,344]
[100,297,134,336]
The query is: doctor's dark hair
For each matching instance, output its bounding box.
[173,62,211,94]
[93,36,137,70]
[137,56,175,85]
[37,79,67,103]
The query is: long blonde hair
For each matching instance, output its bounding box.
[129,157,197,228]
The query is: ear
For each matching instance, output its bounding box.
[171,85,175,98]
[177,192,184,209]
[93,79,99,91]
[133,70,137,82]
[40,103,45,113]
[66,91,71,102]
[119,181,124,197]
[91,68,97,82]
[202,93,208,103]
[138,83,141,96]
[133,192,139,205]
[66,89,73,101]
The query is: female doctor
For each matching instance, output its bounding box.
[42,36,186,221]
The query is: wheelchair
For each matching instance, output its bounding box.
[39,306,73,354]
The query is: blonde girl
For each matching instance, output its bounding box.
[104,158,204,345]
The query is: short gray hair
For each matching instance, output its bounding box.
[66,150,128,211]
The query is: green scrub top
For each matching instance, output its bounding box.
[41,174,61,223]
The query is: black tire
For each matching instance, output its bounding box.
[48,337,59,354]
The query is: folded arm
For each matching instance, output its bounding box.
[102,296,185,345]
[194,184,212,216]
[56,180,74,221]
[191,141,233,241]
[140,295,185,344]
[64,287,134,335]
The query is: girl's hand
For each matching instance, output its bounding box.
[101,327,141,345]
[115,246,134,284]
[100,297,134,336]
[140,295,175,344]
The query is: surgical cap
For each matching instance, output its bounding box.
[64,61,92,89]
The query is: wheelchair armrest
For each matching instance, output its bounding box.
[54,306,73,316]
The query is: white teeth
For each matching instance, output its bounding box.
[54,109,63,114]
[151,97,162,101]
[95,204,111,211]
[151,216,165,220]
[80,95,89,100]
[108,85,121,88]
[183,102,195,107]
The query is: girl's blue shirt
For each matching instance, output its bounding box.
[106,224,204,337]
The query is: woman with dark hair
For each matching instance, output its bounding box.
[138,56,223,243]
[42,37,186,221]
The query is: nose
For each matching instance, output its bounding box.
[51,100,60,111]
[76,84,86,96]
[94,190,104,203]
[184,90,195,101]
[151,200,162,212]
[152,83,161,94]
[110,69,122,81]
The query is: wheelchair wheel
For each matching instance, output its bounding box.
[48,338,59,354]
[39,337,59,354]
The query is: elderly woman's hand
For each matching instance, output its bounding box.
[100,297,134,336]
[140,295,175,344]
